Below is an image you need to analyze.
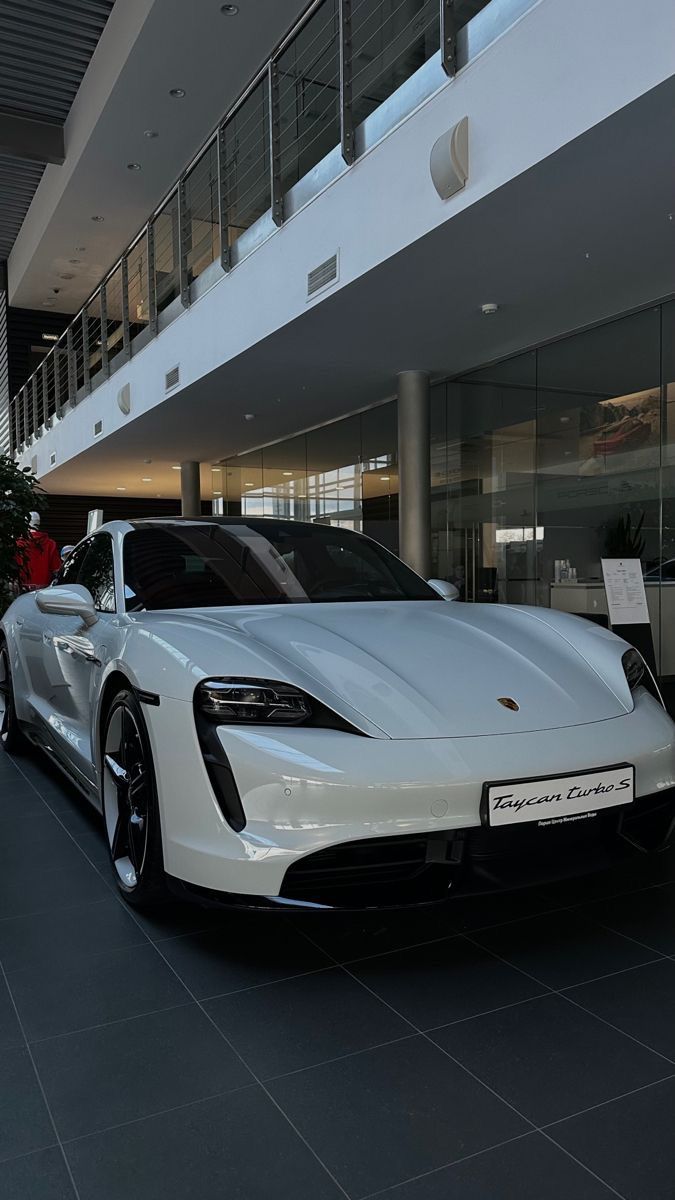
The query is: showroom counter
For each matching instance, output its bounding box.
[550,581,675,676]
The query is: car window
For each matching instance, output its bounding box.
[78,534,117,613]
[123,522,437,611]
[58,541,89,586]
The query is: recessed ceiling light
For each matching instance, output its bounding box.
[213,490,222,495]
[169,88,186,98]
[143,129,158,139]
[380,475,390,480]
[59,273,75,280]
[244,482,254,487]
[481,302,499,316]
[116,486,127,492]
[559,416,571,424]
[42,299,56,307]
[244,413,255,421]
[221,3,239,12]
[127,162,141,171]
[282,471,293,476]
[142,477,153,482]
[75,246,86,252]
[91,215,104,222]
[171,465,182,470]
[69,258,81,265]
[41,333,59,342]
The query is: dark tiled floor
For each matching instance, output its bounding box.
[2,748,675,1199]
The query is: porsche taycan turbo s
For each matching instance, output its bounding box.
[1,516,675,911]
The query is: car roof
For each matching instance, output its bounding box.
[127,516,350,533]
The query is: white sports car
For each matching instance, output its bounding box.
[1,517,674,910]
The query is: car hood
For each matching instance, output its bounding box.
[151,601,630,739]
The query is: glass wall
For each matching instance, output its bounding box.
[218,402,398,550]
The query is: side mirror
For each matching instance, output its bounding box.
[427,578,459,601]
[36,584,98,628]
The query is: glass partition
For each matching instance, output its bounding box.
[184,140,220,284]
[352,0,440,127]
[85,292,104,385]
[104,261,125,363]
[153,192,180,314]
[278,0,340,194]
[221,76,271,252]
[126,235,149,341]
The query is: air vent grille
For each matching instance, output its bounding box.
[307,253,338,298]
[93,420,103,437]
[165,365,180,391]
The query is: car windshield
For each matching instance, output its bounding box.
[123,521,437,611]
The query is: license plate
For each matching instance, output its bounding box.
[483,765,634,827]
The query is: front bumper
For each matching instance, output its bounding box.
[150,689,675,904]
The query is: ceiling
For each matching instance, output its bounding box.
[8,0,314,311]
[0,0,116,259]
[37,75,675,499]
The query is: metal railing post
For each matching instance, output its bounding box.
[441,0,457,77]
[82,310,91,394]
[31,376,39,437]
[100,285,110,379]
[178,178,191,307]
[12,397,19,452]
[268,60,283,227]
[40,362,48,427]
[121,256,131,360]
[147,223,158,335]
[218,123,231,272]
[66,326,76,404]
[54,348,62,418]
[339,0,355,165]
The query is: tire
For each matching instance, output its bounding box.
[0,640,27,754]
[101,688,168,908]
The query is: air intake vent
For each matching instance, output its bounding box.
[49,452,56,466]
[307,253,338,298]
[165,365,180,391]
[93,420,103,437]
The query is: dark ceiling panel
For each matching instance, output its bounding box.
[0,0,116,258]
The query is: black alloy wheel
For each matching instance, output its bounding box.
[102,689,166,906]
[0,641,26,753]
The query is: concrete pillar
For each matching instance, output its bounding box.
[397,371,431,578]
[180,460,201,517]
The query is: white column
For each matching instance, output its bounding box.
[397,371,431,578]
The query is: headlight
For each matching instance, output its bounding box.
[196,678,312,725]
[622,648,644,691]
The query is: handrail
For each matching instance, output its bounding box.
[10,0,495,455]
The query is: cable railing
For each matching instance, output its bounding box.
[10,0,494,455]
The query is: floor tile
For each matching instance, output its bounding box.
[551,1076,675,1200]
[444,886,547,934]
[0,1147,75,1199]
[51,797,103,842]
[471,909,658,989]
[8,943,190,1041]
[580,882,675,955]
[65,1087,342,1200]
[0,974,23,1051]
[157,918,331,999]
[0,897,147,974]
[206,966,409,1079]
[0,860,110,920]
[566,958,675,1060]
[268,1035,527,1197]
[134,899,227,942]
[371,1131,616,1199]
[431,993,669,1126]
[349,935,547,1030]
[292,905,457,962]
[0,778,48,817]
[536,854,675,908]
[0,1047,55,1163]
[0,813,85,873]
[34,1003,253,1140]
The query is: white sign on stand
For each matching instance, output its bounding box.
[601,558,649,626]
[86,508,104,534]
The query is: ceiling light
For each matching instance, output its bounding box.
[559,416,571,424]
[142,477,153,482]
[481,302,498,316]
[282,471,293,477]
[171,465,182,470]
[59,273,75,280]
[41,333,59,342]
[169,88,186,98]
[244,413,255,421]
[143,129,158,138]
[69,258,81,265]
[42,299,56,307]
[127,162,141,171]
[116,487,127,492]
[91,215,104,222]
[244,482,254,487]
[76,246,87,252]
[213,490,222,496]
[380,475,390,480]
[221,3,239,12]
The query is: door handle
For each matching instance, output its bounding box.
[15,618,24,627]
[52,636,101,666]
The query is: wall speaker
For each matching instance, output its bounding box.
[117,383,131,415]
[430,116,469,200]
